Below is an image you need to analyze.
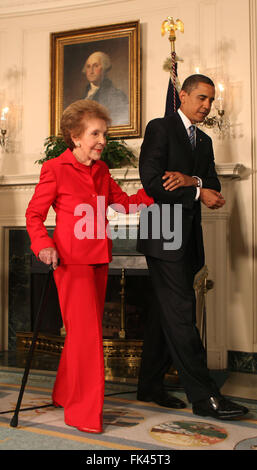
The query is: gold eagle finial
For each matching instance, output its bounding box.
[161,17,184,41]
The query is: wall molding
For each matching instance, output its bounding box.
[250,0,257,351]
[0,0,130,18]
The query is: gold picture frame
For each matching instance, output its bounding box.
[50,20,141,139]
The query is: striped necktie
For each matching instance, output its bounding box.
[189,125,196,149]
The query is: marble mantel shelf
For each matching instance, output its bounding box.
[0,163,246,187]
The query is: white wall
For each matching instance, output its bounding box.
[0,0,256,358]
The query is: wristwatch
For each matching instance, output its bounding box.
[193,176,202,187]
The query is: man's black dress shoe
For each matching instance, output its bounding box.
[137,390,186,409]
[192,396,249,420]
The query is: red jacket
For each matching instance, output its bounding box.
[26,149,153,264]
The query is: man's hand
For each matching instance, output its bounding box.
[38,247,59,270]
[200,188,225,209]
[162,171,196,191]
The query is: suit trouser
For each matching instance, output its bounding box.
[52,263,108,431]
[138,254,220,404]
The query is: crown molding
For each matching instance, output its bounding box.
[0,0,129,18]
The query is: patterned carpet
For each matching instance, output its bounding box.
[0,369,257,453]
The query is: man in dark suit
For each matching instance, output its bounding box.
[137,74,248,420]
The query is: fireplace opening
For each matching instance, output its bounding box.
[8,228,155,380]
[30,272,63,336]
[104,272,152,340]
[8,226,153,343]
[26,262,152,342]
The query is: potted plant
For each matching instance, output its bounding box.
[35,135,137,169]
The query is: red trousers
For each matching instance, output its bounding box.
[52,263,108,432]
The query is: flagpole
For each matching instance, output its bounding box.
[161,17,184,112]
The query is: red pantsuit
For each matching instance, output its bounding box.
[53,264,108,431]
[25,149,153,432]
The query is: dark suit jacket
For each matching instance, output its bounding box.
[137,112,221,270]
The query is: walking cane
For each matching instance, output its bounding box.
[10,264,54,428]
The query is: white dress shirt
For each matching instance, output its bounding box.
[177,108,202,200]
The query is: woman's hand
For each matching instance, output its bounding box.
[38,247,59,270]
[162,171,196,191]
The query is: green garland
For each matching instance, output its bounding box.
[35,135,137,169]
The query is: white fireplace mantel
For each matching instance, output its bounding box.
[110,162,246,181]
[0,162,247,187]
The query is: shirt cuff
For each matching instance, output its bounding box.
[195,187,201,200]
[193,176,202,188]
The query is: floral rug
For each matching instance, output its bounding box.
[0,379,257,453]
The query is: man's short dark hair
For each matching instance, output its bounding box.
[181,74,215,94]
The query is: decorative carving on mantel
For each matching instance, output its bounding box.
[215,163,246,179]
[0,174,39,187]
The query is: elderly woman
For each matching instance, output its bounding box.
[26,100,153,434]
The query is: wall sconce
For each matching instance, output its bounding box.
[0,106,9,151]
[201,83,230,136]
